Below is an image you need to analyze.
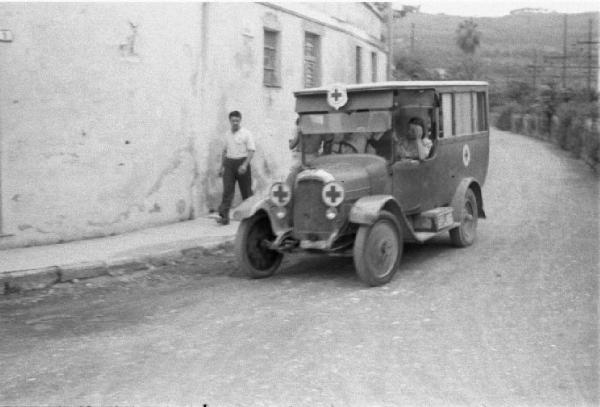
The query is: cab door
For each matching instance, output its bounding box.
[391,89,438,214]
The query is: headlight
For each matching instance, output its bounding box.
[269,182,291,207]
[321,181,344,207]
[275,207,287,219]
[325,207,338,220]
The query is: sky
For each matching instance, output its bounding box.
[392,0,599,17]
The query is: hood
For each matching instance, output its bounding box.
[297,154,390,200]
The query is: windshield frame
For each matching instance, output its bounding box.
[298,109,393,164]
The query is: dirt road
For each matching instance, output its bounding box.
[0,129,597,406]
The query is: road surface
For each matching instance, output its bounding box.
[1,129,598,406]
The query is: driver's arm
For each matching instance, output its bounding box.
[322,134,333,155]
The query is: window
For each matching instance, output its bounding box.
[441,93,454,136]
[441,91,486,136]
[371,52,378,82]
[356,46,362,83]
[263,29,280,87]
[476,92,487,131]
[454,92,472,135]
[304,32,321,88]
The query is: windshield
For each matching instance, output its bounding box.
[298,110,392,160]
[299,110,390,134]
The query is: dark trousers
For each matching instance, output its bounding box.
[218,157,253,219]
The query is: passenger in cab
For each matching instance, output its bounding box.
[398,117,431,161]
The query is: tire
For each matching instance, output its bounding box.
[450,188,478,247]
[353,210,403,286]
[235,213,283,278]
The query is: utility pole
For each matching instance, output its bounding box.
[410,23,415,54]
[562,14,567,88]
[541,16,598,91]
[542,15,569,88]
[527,50,543,92]
[576,18,599,93]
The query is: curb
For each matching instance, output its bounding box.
[0,237,235,295]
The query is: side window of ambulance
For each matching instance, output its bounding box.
[454,93,472,135]
[476,92,487,131]
[441,93,453,137]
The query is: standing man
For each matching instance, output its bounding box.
[217,110,255,225]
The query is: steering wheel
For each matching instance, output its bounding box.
[335,140,359,154]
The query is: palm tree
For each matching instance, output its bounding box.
[456,19,481,55]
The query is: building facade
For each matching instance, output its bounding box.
[0,2,386,249]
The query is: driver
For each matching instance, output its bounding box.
[340,126,369,154]
[366,111,394,160]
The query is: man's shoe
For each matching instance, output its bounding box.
[216,217,229,225]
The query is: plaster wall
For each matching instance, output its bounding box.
[0,3,203,248]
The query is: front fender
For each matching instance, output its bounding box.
[451,178,486,220]
[232,195,291,237]
[349,195,395,225]
[232,195,270,221]
[349,195,416,242]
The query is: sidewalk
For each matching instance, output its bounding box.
[0,216,238,295]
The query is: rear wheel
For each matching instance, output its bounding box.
[235,213,283,278]
[450,188,478,247]
[353,210,403,286]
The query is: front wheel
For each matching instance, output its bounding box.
[450,188,478,247]
[353,210,403,286]
[235,213,283,278]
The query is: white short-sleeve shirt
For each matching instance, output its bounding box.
[224,127,256,159]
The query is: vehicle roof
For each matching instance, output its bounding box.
[294,80,488,96]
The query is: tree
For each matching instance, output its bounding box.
[456,19,481,55]
[453,19,482,80]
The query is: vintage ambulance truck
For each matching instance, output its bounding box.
[234,81,489,286]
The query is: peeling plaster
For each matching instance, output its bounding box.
[119,21,139,57]
[234,33,255,78]
[18,224,52,234]
[176,199,186,215]
[149,203,161,213]
[146,143,194,197]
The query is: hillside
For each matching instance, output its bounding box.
[392,11,599,92]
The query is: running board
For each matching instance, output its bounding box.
[412,222,460,243]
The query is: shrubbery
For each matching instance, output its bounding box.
[496,102,523,131]
[493,83,599,169]
[555,101,599,164]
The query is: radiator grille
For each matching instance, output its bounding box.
[293,179,333,238]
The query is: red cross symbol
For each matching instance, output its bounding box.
[325,185,341,202]
[327,84,347,110]
[322,182,344,206]
[273,184,289,204]
[331,88,343,102]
